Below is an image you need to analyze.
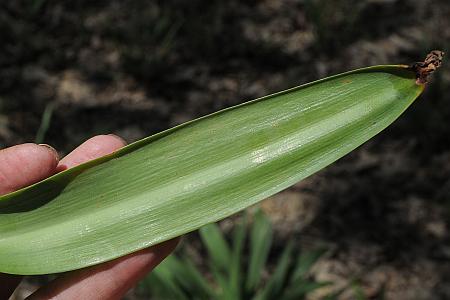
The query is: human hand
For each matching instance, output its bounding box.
[0,135,178,300]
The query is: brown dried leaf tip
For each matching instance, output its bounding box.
[410,50,444,85]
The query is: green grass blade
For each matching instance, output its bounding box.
[229,215,247,300]
[291,247,327,283]
[179,257,217,299]
[246,209,273,292]
[0,65,424,274]
[150,253,215,299]
[139,274,169,299]
[253,241,294,300]
[199,223,232,272]
[210,265,232,300]
[35,102,55,144]
[146,255,189,300]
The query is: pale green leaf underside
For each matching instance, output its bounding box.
[0,66,423,275]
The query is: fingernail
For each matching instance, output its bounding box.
[39,144,59,161]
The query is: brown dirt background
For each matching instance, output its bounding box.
[1,0,450,299]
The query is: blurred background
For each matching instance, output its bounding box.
[1,0,449,299]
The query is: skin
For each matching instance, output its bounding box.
[0,135,179,300]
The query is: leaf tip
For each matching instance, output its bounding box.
[409,50,444,85]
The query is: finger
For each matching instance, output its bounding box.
[0,143,59,300]
[1,135,126,300]
[58,134,126,170]
[0,143,59,195]
[28,239,179,300]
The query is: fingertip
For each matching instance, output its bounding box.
[20,143,59,168]
[149,238,180,258]
[25,144,60,173]
[0,143,59,194]
[17,143,59,167]
[106,134,127,146]
[58,134,127,169]
[38,144,59,166]
[86,135,127,151]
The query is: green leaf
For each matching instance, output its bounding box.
[152,253,215,299]
[229,215,247,300]
[148,253,216,300]
[246,209,273,292]
[0,65,424,274]
[291,247,328,283]
[211,266,232,300]
[146,255,189,300]
[35,101,55,144]
[179,257,217,299]
[199,223,232,272]
[253,241,294,300]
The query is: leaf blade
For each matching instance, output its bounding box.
[246,210,273,292]
[0,66,423,274]
[199,223,232,272]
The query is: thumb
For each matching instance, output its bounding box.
[0,143,59,195]
[0,143,59,300]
